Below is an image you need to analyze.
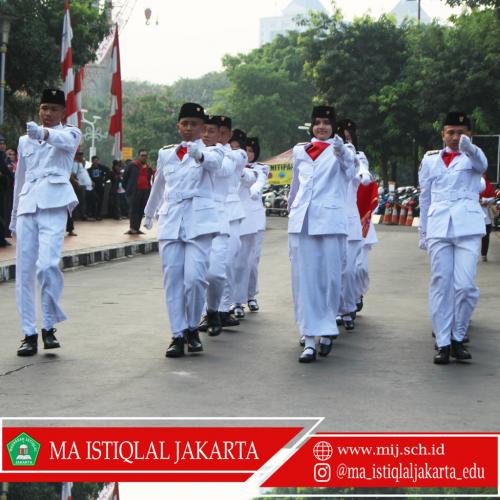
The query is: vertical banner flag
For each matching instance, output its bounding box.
[61,0,78,126]
[61,481,73,500]
[75,67,85,128]
[109,24,123,160]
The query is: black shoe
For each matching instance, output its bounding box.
[185,329,203,353]
[198,315,208,332]
[220,311,240,327]
[350,311,357,320]
[247,299,259,312]
[299,347,316,363]
[434,345,450,365]
[17,335,38,357]
[206,310,222,337]
[166,337,185,358]
[67,231,77,237]
[318,338,333,357]
[451,340,471,360]
[336,316,342,326]
[343,318,355,331]
[41,328,60,349]
[356,296,364,312]
[462,334,470,344]
[0,239,12,247]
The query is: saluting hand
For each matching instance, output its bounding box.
[26,121,45,141]
[331,134,346,156]
[459,134,475,156]
[187,142,203,162]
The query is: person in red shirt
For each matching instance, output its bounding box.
[479,174,496,261]
[123,149,153,234]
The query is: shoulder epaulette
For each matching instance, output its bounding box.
[296,142,307,146]
[161,144,177,150]
[425,150,440,156]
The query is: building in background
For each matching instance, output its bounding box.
[390,0,431,24]
[260,0,327,46]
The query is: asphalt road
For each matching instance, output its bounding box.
[1,218,499,431]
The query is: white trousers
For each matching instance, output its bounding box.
[159,230,213,337]
[206,234,229,311]
[219,220,242,312]
[16,207,68,336]
[289,233,346,337]
[339,239,363,316]
[427,235,481,347]
[232,232,258,305]
[248,230,265,300]
[355,244,374,299]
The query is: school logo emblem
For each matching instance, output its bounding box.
[6,432,41,466]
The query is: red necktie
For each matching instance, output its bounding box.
[306,141,330,161]
[442,151,460,167]
[177,146,187,161]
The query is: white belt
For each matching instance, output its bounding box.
[432,190,478,202]
[166,191,210,203]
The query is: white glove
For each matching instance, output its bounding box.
[459,134,475,156]
[418,232,427,251]
[187,142,203,162]
[9,218,16,237]
[357,170,372,186]
[143,217,153,230]
[331,135,347,156]
[26,121,45,141]
[250,185,260,200]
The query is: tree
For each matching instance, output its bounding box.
[444,0,500,17]
[8,482,104,500]
[3,0,112,137]
[213,31,316,159]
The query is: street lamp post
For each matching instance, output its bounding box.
[0,12,15,127]
[80,108,107,159]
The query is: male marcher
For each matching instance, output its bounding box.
[71,151,92,220]
[0,145,14,246]
[419,112,488,364]
[245,137,269,313]
[124,149,153,234]
[88,155,111,220]
[9,89,81,356]
[143,103,223,358]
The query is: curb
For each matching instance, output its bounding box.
[0,239,159,283]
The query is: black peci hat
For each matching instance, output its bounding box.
[214,115,232,129]
[246,137,260,162]
[204,115,222,126]
[230,129,247,149]
[40,88,66,107]
[178,102,205,121]
[337,118,358,149]
[443,111,471,129]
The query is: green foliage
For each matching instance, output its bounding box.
[2,0,111,136]
[8,482,104,500]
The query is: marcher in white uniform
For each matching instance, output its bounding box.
[143,103,223,358]
[10,89,81,357]
[216,118,248,327]
[230,130,260,320]
[288,105,355,363]
[336,119,372,331]
[198,115,235,336]
[246,137,269,313]
[419,112,487,364]
[355,178,379,311]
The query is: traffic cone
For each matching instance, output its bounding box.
[391,204,399,225]
[383,203,392,224]
[399,204,407,225]
[406,205,414,226]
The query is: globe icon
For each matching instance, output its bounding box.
[313,441,333,461]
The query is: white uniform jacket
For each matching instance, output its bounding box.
[238,163,260,236]
[288,138,356,235]
[12,125,81,221]
[419,145,488,239]
[224,145,247,222]
[144,139,223,240]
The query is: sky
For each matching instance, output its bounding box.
[118,0,459,85]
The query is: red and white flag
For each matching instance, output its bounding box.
[61,0,78,126]
[109,24,122,160]
[75,66,85,128]
[61,481,73,500]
